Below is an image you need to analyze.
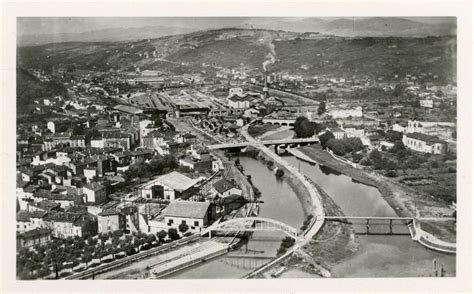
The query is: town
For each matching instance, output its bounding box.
[15,22,457,280]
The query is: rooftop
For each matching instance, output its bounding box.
[162,201,211,219]
[114,104,143,115]
[142,171,198,192]
[406,132,446,144]
[213,179,237,194]
[84,182,105,192]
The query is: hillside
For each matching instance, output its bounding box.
[16,68,68,113]
[17,28,457,83]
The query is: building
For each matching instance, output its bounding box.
[97,208,125,234]
[97,206,140,234]
[228,95,250,109]
[138,171,199,201]
[342,125,365,138]
[213,179,242,198]
[17,228,52,248]
[402,132,448,155]
[420,99,434,108]
[178,154,213,173]
[162,201,212,233]
[44,212,97,239]
[328,106,363,119]
[83,182,107,205]
[328,128,346,140]
[102,132,131,150]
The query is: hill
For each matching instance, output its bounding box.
[17,28,457,83]
[16,68,68,113]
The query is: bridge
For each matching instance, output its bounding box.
[206,137,319,150]
[261,117,297,126]
[201,217,299,241]
[325,216,414,234]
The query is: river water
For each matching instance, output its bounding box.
[104,127,455,278]
[283,155,456,277]
[167,156,305,278]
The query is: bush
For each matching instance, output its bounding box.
[352,152,364,163]
[275,168,284,178]
[447,167,456,173]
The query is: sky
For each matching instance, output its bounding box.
[18,17,456,36]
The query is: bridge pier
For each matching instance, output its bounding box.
[366,219,370,234]
[389,219,393,234]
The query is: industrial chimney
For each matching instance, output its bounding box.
[263,70,269,98]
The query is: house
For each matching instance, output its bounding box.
[17,211,32,233]
[213,179,242,198]
[138,171,200,201]
[402,132,448,155]
[121,206,140,233]
[44,211,97,239]
[83,182,107,205]
[162,201,212,233]
[179,154,213,173]
[97,205,139,234]
[97,208,125,234]
[69,135,86,147]
[17,228,52,249]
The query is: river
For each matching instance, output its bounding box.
[283,155,456,277]
[101,128,455,278]
[167,156,305,278]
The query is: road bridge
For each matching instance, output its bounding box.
[201,217,299,241]
[206,137,319,150]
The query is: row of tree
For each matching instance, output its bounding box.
[17,228,187,280]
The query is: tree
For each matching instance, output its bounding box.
[317,101,326,115]
[157,230,167,243]
[318,131,335,149]
[389,140,405,153]
[168,228,180,240]
[326,139,347,156]
[369,149,383,163]
[341,137,363,153]
[178,223,189,234]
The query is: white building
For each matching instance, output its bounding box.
[420,99,434,108]
[138,171,199,201]
[328,106,363,119]
[402,132,448,155]
[162,201,212,233]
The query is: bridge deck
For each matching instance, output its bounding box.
[325,216,414,220]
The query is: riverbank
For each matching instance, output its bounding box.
[297,145,456,248]
[278,178,359,277]
[240,146,361,277]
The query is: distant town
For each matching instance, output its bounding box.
[16,22,457,280]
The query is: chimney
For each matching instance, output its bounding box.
[263,71,269,98]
